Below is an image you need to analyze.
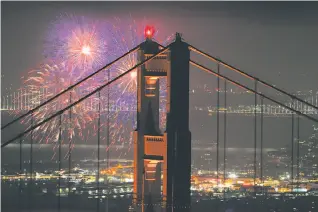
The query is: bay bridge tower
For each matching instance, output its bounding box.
[133,31,191,212]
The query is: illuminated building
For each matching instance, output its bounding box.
[300,126,318,178]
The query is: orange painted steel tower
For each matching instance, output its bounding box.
[133,33,191,212]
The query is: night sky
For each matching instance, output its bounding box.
[2,1,318,151]
[2,1,318,91]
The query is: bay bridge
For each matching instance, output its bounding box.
[2,85,318,117]
[2,32,318,212]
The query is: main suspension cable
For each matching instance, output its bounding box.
[1,45,140,130]
[1,45,171,148]
[189,45,318,112]
[189,60,318,124]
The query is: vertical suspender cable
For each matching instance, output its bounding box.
[223,79,227,202]
[297,115,300,187]
[216,62,220,212]
[260,97,264,194]
[254,80,258,194]
[216,63,220,189]
[107,69,110,169]
[68,91,72,196]
[58,114,62,212]
[106,68,110,212]
[97,91,101,212]
[19,136,23,211]
[29,113,33,212]
[13,92,16,110]
[291,100,294,190]
[10,94,12,110]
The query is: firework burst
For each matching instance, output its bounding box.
[44,13,108,77]
[13,15,173,159]
[17,62,101,159]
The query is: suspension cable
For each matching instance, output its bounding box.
[217,63,220,190]
[29,113,33,212]
[254,80,258,193]
[189,60,318,124]
[68,91,72,197]
[58,114,62,212]
[291,100,294,190]
[19,136,23,211]
[188,45,318,112]
[297,115,300,187]
[106,66,110,212]
[97,91,101,212]
[1,45,171,148]
[260,96,264,195]
[1,45,141,130]
[223,79,227,202]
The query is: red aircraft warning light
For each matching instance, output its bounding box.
[144,25,155,39]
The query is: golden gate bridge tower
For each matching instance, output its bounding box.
[133,30,191,212]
